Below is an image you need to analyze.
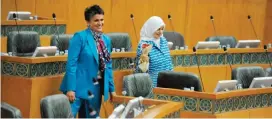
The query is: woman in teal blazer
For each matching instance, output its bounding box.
[59,5,115,118]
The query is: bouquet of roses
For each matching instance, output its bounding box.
[138,43,152,72]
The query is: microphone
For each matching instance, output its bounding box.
[168,14,177,50]
[210,15,217,36]
[193,47,205,91]
[168,14,172,20]
[248,15,258,40]
[264,45,272,68]
[14,0,19,20]
[13,13,25,56]
[168,14,175,31]
[13,13,20,34]
[223,46,233,77]
[52,13,62,51]
[130,14,138,43]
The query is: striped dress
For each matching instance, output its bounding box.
[135,37,173,87]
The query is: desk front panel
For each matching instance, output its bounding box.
[153,88,272,118]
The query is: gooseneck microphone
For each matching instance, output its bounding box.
[223,46,233,75]
[210,15,217,36]
[248,15,258,40]
[168,14,177,49]
[13,13,25,56]
[264,45,272,68]
[193,47,205,91]
[52,13,62,51]
[14,0,19,19]
[168,14,175,31]
[130,14,138,43]
[130,14,138,69]
[13,13,20,34]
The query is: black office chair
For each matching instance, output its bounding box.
[50,34,73,51]
[232,66,265,88]
[40,94,73,118]
[163,31,185,50]
[157,71,203,92]
[123,73,153,98]
[265,68,272,76]
[205,36,237,48]
[7,31,40,57]
[1,102,22,118]
[105,32,132,51]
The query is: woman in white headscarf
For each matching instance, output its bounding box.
[135,16,173,87]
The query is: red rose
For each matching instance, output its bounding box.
[142,44,149,49]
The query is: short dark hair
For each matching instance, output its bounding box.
[84,5,104,21]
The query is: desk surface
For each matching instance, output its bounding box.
[2,47,271,62]
[1,20,67,25]
[1,55,67,63]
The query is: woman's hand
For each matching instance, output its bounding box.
[140,55,149,63]
[66,91,75,102]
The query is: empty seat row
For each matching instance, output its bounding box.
[6,31,189,56]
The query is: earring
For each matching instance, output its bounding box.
[87,24,90,27]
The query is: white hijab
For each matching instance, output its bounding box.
[140,16,165,46]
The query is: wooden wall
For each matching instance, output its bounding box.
[1,0,271,50]
[263,0,272,45]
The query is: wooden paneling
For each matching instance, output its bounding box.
[263,0,272,45]
[1,75,63,118]
[248,107,272,118]
[35,0,68,19]
[1,37,7,52]
[30,76,63,117]
[1,0,35,20]
[1,0,270,50]
[185,0,267,48]
[1,75,33,117]
[65,0,112,34]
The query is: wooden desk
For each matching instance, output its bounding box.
[1,20,67,37]
[153,87,272,118]
[1,47,271,117]
[1,20,67,25]
[111,48,272,94]
[1,56,66,117]
[2,55,181,118]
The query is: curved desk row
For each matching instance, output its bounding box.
[153,87,272,118]
[112,48,272,94]
[1,48,271,117]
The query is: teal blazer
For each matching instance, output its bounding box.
[60,28,115,101]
